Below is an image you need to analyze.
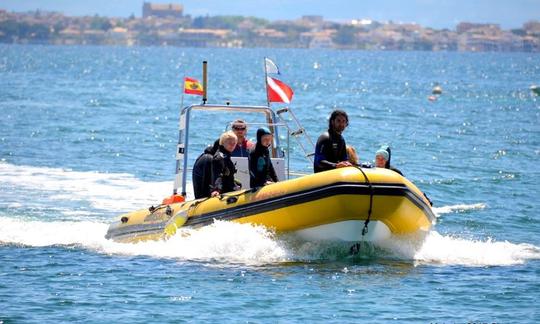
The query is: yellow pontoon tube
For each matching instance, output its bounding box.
[105,167,435,243]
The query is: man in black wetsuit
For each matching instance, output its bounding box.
[314,109,352,173]
[192,140,219,199]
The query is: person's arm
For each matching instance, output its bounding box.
[267,155,278,183]
[211,154,225,195]
[314,133,337,171]
[248,151,257,188]
[336,140,352,168]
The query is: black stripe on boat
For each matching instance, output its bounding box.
[184,181,435,227]
[105,181,435,240]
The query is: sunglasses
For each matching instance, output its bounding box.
[232,126,246,131]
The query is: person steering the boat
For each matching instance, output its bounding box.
[210,131,240,197]
[374,145,403,176]
[230,119,254,157]
[249,127,278,188]
[314,109,352,173]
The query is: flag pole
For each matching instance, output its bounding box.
[264,57,270,107]
[264,57,278,157]
[180,74,185,113]
[173,74,186,196]
[202,61,208,104]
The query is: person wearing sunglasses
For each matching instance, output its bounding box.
[230,119,254,157]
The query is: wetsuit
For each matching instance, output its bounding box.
[314,129,348,173]
[192,140,219,199]
[211,145,237,194]
[249,129,278,188]
[383,146,404,176]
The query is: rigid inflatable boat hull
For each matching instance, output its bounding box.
[106,167,435,243]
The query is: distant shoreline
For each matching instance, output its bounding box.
[1,10,539,52]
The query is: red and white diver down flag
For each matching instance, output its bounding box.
[266,77,294,103]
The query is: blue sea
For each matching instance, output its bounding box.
[1,45,539,323]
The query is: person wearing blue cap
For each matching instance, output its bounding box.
[375,145,433,206]
[249,127,278,188]
[375,145,403,176]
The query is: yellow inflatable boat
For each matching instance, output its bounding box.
[106,92,435,244]
[106,166,435,243]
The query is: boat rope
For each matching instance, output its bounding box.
[355,166,374,236]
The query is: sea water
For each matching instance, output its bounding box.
[1,45,539,323]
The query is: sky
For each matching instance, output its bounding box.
[2,0,540,29]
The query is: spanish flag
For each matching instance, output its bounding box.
[184,77,204,96]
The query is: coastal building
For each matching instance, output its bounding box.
[142,2,183,19]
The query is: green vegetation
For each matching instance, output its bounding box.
[333,25,356,45]
[192,15,269,29]
[0,19,51,41]
[90,15,112,31]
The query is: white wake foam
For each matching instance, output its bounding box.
[1,216,538,267]
[379,231,540,266]
[1,162,537,267]
[433,203,486,216]
[0,162,177,213]
[0,217,287,265]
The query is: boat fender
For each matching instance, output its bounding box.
[162,194,185,205]
[121,216,129,223]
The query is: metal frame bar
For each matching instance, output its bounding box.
[175,104,281,196]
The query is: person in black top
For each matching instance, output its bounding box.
[249,127,278,188]
[210,131,239,197]
[192,139,219,199]
[374,145,433,206]
[314,109,352,173]
[374,145,403,176]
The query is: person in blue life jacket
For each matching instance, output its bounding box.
[210,131,241,197]
[192,139,219,199]
[249,127,278,188]
[230,119,254,157]
[314,109,352,173]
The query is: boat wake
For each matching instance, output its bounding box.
[1,162,538,266]
[1,216,539,267]
[0,162,174,219]
[433,203,486,217]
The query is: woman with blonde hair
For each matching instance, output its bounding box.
[346,145,359,166]
[210,131,239,197]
